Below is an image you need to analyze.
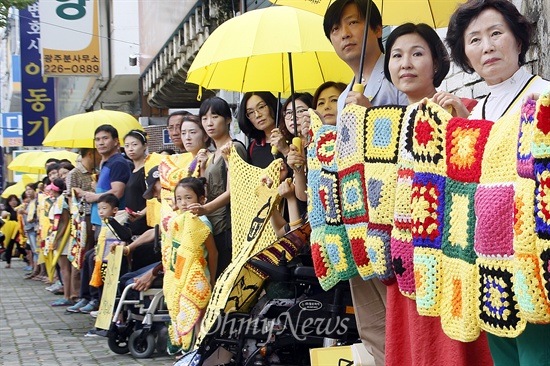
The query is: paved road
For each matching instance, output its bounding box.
[0,259,173,366]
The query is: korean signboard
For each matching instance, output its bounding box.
[1,113,23,147]
[19,4,56,147]
[40,0,101,76]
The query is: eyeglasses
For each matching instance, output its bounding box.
[284,108,307,120]
[167,123,182,132]
[246,103,269,119]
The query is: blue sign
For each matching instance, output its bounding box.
[20,4,56,147]
[163,128,173,145]
[1,112,23,147]
[12,55,21,83]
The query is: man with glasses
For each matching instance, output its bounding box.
[166,110,190,151]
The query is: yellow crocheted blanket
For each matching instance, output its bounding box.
[196,146,281,348]
[162,211,212,351]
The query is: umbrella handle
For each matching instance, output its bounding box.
[292,136,303,171]
[271,145,279,157]
[352,83,364,93]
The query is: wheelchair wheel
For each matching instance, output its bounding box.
[108,331,129,354]
[129,329,156,358]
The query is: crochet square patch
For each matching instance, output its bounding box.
[474,184,515,256]
[324,224,358,280]
[310,227,330,281]
[347,223,374,279]
[408,102,448,175]
[534,159,550,240]
[365,162,398,225]
[391,237,416,297]
[514,178,537,253]
[414,247,442,316]
[517,99,536,178]
[540,246,550,299]
[442,179,477,264]
[364,106,404,163]
[339,164,369,225]
[316,125,338,171]
[319,169,342,226]
[393,166,414,236]
[477,258,525,337]
[337,105,363,163]
[532,93,550,158]
[366,223,394,284]
[440,257,480,342]
[446,118,491,183]
[184,264,211,308]
[514,253,550,323]
[411,173,446,249]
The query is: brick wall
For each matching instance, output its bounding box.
[144,125,181,154]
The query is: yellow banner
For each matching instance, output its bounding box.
[95,245,123,330]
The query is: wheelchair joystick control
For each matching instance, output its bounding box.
[278,250,287,267]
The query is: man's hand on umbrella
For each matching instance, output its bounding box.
[345,91,373,109]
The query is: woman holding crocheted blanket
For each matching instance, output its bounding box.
[383,23,493,366]
[446,0,550,364]
[188,96,248,277]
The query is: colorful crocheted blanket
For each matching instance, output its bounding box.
[162,211,212,351]
[308,104,405,289]
[196,146,281,348]
[308,91,550,340]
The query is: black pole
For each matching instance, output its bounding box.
[288,52,298,136]
[275,92,281,129]
[356,0,373,86]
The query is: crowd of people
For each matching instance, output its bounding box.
[2,0,549,364]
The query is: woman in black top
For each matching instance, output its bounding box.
[123,130,151,236]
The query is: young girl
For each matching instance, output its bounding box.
[164,177,218,353]
[174,177,218,284]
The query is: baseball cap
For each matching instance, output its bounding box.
[143,166,160,200]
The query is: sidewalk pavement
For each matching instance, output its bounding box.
[0,259,173,366]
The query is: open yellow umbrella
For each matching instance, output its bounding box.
[270,0,464,93]
[7,151,45,174]
[8,150,78,174]
[34,151,78,170]
[186,6,353,97]
[1,175,36,199]
[42,110,143,148]
[269,0,465,28]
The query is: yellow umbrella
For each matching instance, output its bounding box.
[42,110,143,148]
[9,150,78,174]
[7,151,45,174]
[1,175,35,199]
[186,6,353,97]
[34,151,78,170]
[269,0,465,28]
